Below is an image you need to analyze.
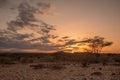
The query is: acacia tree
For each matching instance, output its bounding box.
[82,36,113,54]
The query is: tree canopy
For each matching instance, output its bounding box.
[82,36,113,53]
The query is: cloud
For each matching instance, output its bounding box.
[7,2,38,31]
[7,2,56,33]
[0,2,59,52]
[0,29,58,50]
[36,2,59,18]
[0,0,8,8]
[0,1,82,53]
[64,39,79,46]
[62,36,70,39]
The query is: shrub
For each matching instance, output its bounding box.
[30,63,64,70]
[91,72,102,76]
[30,64,45,69]
[0,57,15,64]
[81,61,88,67]
[51,64,63,70]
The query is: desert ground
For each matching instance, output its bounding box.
[0,53,120,80]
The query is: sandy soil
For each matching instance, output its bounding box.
[0,62,120,80]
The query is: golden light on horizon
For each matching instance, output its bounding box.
[63,44,88,53]
[0,0,120,53]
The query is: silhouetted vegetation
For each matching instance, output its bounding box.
[82,36,113,54]
[51,64,64,70]
[0,52,120,65]
[91,72,103,76]
[30,64,45,69]
[81,61,88,67]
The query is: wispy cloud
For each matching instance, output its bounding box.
[0,0,8,8]
[0,1,82,53]
[0,2,59,52]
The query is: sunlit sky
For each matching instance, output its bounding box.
[0,0,120,53]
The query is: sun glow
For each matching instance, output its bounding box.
[63,44,87,53]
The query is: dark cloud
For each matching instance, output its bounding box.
[0,29,58,50]
[7,2,55,34]
[62,36,70,39]
[0,0,18,10]
[0,0,8,8]
[0,1,82,52]
[64,39,79,46]
[7,2,38,31]
[58,36,70,42]
[0,2,59,52]
[16,34,33,40]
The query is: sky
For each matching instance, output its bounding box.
[0,0,120,53]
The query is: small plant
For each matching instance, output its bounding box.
[102,61,107,66]
[111,63,120,66]
[98,67,102,70]
[30,63,63,70]
[51,64,63,70]
[81,78,87,80]
[91,72,102,76]
[111,73,116,75]
[0,57,15,65]
[30,64,45,69]
[114,59,120,63]
[81,61,88,67]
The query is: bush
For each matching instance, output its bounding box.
[81,61,88,67]
[51,64,63,70]
[30,63,64,70]
[0,57,15,64]
[30,64,45,69]
[91,72,102,76]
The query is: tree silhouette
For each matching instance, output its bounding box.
[82,36,113,54]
